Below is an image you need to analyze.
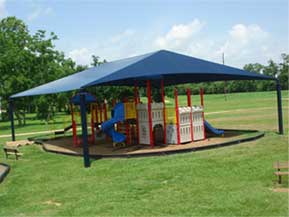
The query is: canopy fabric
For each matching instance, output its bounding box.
[11,50,274,98]
[70,92,96,105]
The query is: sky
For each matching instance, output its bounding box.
[1,0,288,67]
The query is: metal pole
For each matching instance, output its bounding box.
[146,80,154,147]
[161,80,166,144]
[187,88,194,141]
[276,79,284,134]
[9,99,15,141]
[186,88,191,106]
[174,88,181,144]
[80,93,90,168]
[134,81,140,144]
[200,88,207,140]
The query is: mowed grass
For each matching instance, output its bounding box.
[0,90,288,216]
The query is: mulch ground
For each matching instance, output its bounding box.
[41,130,258,157]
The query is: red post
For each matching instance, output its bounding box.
[70,104,75,124]
[95,104,99,129]
[174,88,181,144]
[103,101,110,142]
[200,88,206,140]
[161,80,166,144]
[187,88,194,141]
[99,103,103,123]
[134,81,140,144]
[134,82,139,104]
[125,122,130,145]
[112,99,116,107]
[187,88,191,106]
[147,80,154,148]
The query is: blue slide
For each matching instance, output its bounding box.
[204,120,224,135]
[101,103,126,143]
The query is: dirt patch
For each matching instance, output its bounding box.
[43,200,62,207]
[273,188,289,193]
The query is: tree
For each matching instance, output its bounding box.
[0,17,34,125]
[0,17,77,124]
[278,53,289,90]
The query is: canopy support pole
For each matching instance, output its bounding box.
[146,80,154,148]
[276,79,284,134]
[174,88,181,145]
[80,92,90,168]
[187,88,194,141]
[9,99,15,141]
[161,80,166,144]
[200,88,206,140]
[134,81,140,144]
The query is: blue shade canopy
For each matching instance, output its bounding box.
[11,50,274,98]
[70,92,96,105]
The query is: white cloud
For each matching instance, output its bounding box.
[216,24,276,66]
[64,20,285,68]
[68,48,92,65]
[27,7,53,21]
[153,20,283,67]
[0,0,6,18]
[155,19,205,49]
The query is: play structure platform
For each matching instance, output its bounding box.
[40,129,264,158]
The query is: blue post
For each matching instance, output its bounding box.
[276,79,284,135]
[80,93,90,167]
[9,99,15,141]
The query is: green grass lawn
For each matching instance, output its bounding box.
[0,90,288,216]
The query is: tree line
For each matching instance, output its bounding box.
[0,17,288,125]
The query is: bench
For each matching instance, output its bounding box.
[6,140,33,147]
[3,146,23,160]
[274,161,289,184]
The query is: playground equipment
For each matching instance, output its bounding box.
[101,102,137,146]
[101,103,126,145]
[70,93,98,147]
[192,106,205,140]
[137,103,164,145]
[165,87,206,144]
[56,86,223,148]
[204,120,224,135]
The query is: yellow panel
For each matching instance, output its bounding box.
[124,102,136,119]
[165,107,176,124]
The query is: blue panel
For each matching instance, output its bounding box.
[70,92,96,105]
[204,120,224,135]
